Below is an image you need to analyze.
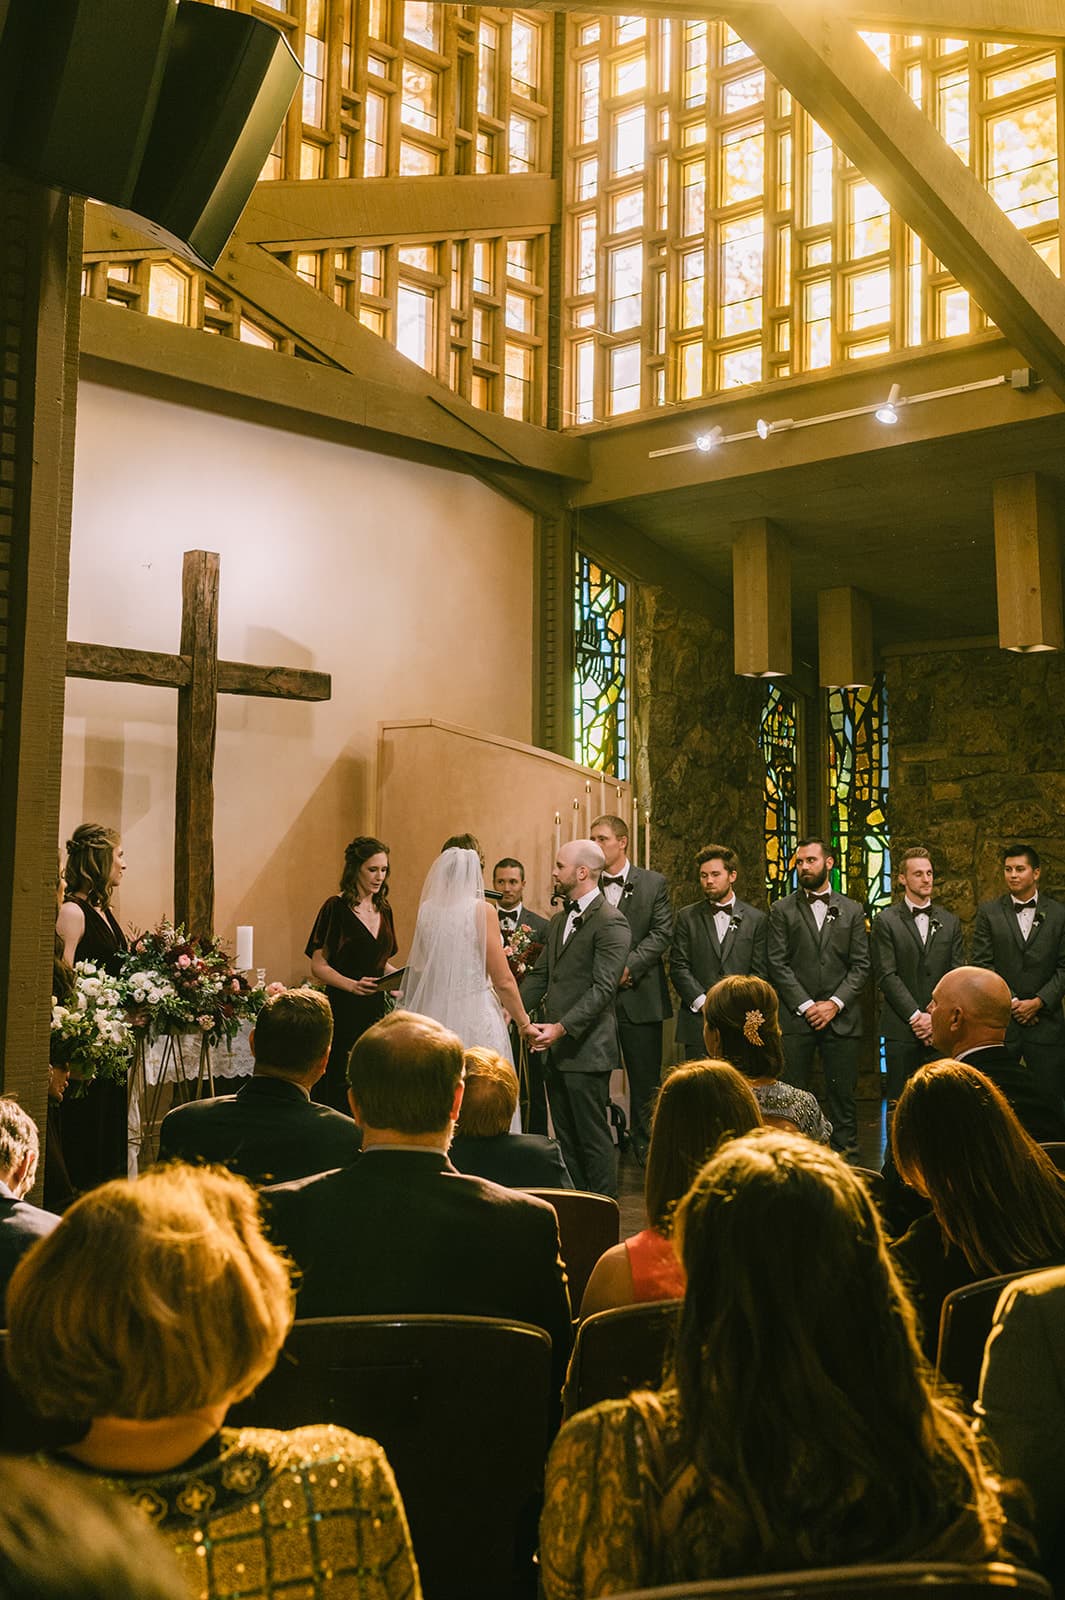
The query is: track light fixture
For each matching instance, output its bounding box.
[875,382,903,425]
[695,426,724,452]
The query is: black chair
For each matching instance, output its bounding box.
[604,1562,1051,1600]
[1040,1142,1065,1174]
[936,1271,1037,1404]
[564,1299,681,1420]
[523,1187,620,1310]
[228,1314,551,1600]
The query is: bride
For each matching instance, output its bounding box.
[403,840,534,1066]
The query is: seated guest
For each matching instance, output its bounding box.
[265,1010,573,1398]
[702,974,831,1144]
[448,1047,573,1190]
[892,1060,1065,1357]
[0,1099,59,1302]
[157,987,359,1184]
[6,1165,422,1600]
[977,1265,1065,1588]
[540,1129,1006,1599]
[581,1060,761,1318]
[0,1456,188,1600]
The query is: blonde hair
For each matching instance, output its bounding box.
[6,1165,294,1421]
[457,1047,519,1137]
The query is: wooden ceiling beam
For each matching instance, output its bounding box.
[240,174,560,247]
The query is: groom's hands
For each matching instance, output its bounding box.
[525,1020,565,1052]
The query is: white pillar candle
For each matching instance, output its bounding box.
[235,925,254,971]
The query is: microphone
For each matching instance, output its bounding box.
[484,888,503,902]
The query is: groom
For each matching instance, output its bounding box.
[521,840,631,1197]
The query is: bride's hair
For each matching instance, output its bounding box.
[442,833,484,866]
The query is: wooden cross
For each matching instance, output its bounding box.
[66,549,331,939]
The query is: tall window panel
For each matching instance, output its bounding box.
[562,19,1062,424]
[760,683,801,903]
[826,678,891,916]
[574,552,629,778]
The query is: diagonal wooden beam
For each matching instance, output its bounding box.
[721,2,1065,403]
[241,174,560,247]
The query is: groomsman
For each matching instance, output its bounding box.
[671,844,768,1061]
[872,846,964,1102]
[493,856,550,1133]
[972,843,1065,1108]
[589,814,673,1163]
[767,836,870,1157]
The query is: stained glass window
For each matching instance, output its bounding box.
[826,677,891,914]
[760,684,801,902]
[574,553,628,777]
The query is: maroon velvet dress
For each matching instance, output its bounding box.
[305,896,398,1115]
[57,897,129,1194]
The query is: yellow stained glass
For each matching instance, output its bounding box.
[847,180,890,258]
[721,122,764,204]
[988,99,1058,225]
[720,214,763,336]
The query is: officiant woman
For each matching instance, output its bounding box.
[306,835,399,1114]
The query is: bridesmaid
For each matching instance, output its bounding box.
[306,836,398,1114]
[55,824,130,1191]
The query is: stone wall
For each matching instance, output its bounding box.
[887,646,1065,926]
[632,586,768,910]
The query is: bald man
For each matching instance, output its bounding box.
[520,840,631,1197]
[929,966,1065,1142]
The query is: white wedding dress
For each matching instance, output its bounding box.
[403,848,515,1068]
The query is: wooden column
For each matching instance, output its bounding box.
[732,519,791,678]
[993,472,1063,653]
[534,506,574,758]
[175,551,220,937]
[0,169,84,1146]
[818,587,874,687]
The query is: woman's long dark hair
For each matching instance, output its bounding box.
[339,836,390,910]
[644,1061,762,1234]
[63,824,120,909]
[702,974,786,1081]
[648,1129,1002,1575]
[893,1058,1065,1275]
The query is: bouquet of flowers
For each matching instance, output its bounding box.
[504,922,544,981]
[121,921,266,1045]
[51,961,135,1084]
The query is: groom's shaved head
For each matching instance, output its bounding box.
[561,840,606,876]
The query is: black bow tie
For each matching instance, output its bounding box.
[562,899,580,915]
[602,875,625,888]
[713,901,736,914]
[806,891,830,904]
[910,904,931,918]
[500,910,519,922]
[1013,900,1037,913]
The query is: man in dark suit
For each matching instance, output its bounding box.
[158,987,359,1184]
[589,814,673,1162]
[972,843,1065,1110]
[872,845,965,1103]
[767,835,871,1156]
[671,842,768,1062]
[521,839,632,1197]
[493,856,551,1134]
[264,1010,572,1396]
[928,965,1065,1142]
[448,1048,573,1189]
[0,1099,58,1301]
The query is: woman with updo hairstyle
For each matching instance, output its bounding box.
[306,835,399,1113]
[892,1059,1065,1354]
[580,1060,762,1317]
[55,824,130,1192]
[6,1164,422,1600]
[540,1129,1006,1598]
[702,973,831,1145]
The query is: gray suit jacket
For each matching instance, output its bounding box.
[767,889,870,1038]
[612,866,673,1025]
[671,898,768,1048]
[499,904,550,944]
[872,900,965,1039]
[972,893,1065,1044]
[520,892,631,1074]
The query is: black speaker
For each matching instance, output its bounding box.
[0,0,300,269]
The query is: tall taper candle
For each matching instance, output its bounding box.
[632,796,640,867]
[585,779,593,833]
[599,774,607,815]
[572,798,580,840]
[644,810,651,871]
[554,811,561,858]
[236,925,254,972]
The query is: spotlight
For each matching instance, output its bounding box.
[875,382,903,425]
[756,418,770,440]
[695,426,724,452]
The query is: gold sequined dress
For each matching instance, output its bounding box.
[58,1423,422,1600]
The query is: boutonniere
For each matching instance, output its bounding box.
[929,916,942,940]
[726,913,742,935]
[1034,911,1045,930]
[621,881,635,901]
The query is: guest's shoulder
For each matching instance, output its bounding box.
[735,898,767,920]
[237,1422,391,1474]
[0,1198,60,1237]
[263,1162,354,1203]
[161,1092,240,1125]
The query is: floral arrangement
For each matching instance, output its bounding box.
[504,922,544,981]
[51,961,136,1085]
[121,921,266,1045]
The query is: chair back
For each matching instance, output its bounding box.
[1039,1141,1065,1174]
[936,1270,1037,1403]
[564,1299,681,1420]
[228,1314,551,1600]
[850,1166,887,1205]
[603,1561,1051,1600]
[523,1187,619,1308]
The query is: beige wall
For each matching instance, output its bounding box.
[61,379,534,983]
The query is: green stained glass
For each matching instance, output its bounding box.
[760,684,800,902]
[574,552,628,777]
[826,675,891,915]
